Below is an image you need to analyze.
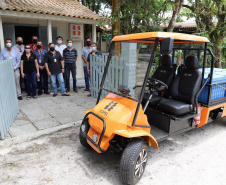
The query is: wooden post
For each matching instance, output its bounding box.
[0,16,4,50]
[47,20,52,44]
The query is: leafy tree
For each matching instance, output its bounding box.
[182,0,226,68]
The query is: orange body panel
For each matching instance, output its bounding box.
[85,93,158,152]
[198,103,226,128]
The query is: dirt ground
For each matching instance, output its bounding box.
[0,118,226,185]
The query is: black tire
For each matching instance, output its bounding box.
[119,138,149,185]
[79,121,91,149]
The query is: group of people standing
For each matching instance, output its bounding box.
[0,35,102,100]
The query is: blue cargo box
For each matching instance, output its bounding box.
[198,68,226,103]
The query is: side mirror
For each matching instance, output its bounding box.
[118,85,130,96]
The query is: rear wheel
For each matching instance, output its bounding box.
[119,138,148,185]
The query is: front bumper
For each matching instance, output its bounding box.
[80,111,106,153]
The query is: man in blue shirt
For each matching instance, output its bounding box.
[82,38,92,91]
[12,37,24,56]
[87,42,102,97]
[33,41,49,95]
[63,39,78,93]
[0,38,22,100]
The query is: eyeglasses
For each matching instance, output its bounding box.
[25,48,31,49]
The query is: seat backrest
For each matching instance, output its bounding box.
[152,54,175,96]
[170,56,202,105]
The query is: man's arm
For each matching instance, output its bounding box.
[15,50,21,70]
[82,55,88,64]
[35,59,40,78]
[61,60,64,73]
[44,54,51,76]
[75,49,78,61]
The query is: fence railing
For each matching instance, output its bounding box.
[0,59,19,139]
[90,55,125,99]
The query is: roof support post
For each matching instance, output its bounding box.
[47,19,52,44]
[92,24,96,43]
[0,16,4,50]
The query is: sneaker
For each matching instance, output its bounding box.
[26,96,31,100]
[18,96,23,100]
[84,87,89,92]
[53,93,58,97]
[62,93,70,96]
[44,92,50,95]
[38,91,42,95]
[87,93,91,97]
[33,96,38,99]
[73,88,78,93]
[66,89,70,93]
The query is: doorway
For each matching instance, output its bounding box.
[15,26,38,45]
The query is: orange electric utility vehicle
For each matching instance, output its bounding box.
[79,32,226,185]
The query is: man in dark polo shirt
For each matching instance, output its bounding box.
[63,39,78,93]
[44,43,70,97]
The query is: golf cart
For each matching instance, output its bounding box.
[79,32,226,185]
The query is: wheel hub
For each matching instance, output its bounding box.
[135,148,147,178]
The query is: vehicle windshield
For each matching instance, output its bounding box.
[92,40,208,102]
[94,41,156,101]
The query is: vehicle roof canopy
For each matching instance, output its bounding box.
[112,32,210,43]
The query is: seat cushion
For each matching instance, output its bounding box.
[158,99,192,116]
[142,93,162,108]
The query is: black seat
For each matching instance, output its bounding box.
[142,54,175,108]
[157,56,202,116]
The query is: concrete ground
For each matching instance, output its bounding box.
[1,79,95,143]
[0,118,225,185]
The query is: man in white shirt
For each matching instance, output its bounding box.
[55,36,66,57]
[55,36,67,83]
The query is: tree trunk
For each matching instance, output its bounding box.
[212,42,223,68]
[111,0,120,38]
[167,0,184,32]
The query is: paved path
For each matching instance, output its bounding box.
[2,79,96,141]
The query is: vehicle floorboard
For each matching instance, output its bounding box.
[150,125,169,142]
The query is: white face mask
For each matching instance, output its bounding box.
[6,43,12,48]
[57,40,62,44]
[91,47,96,52]
[68,43,73,47]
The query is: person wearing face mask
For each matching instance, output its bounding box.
[63,39,78,93]
[86,43,102,97]
[33,41,49,95]
[30,35,44,52]
[0,38,22,100]
[82,38,92,91]
[55,36,67,57]
[12,37,24,56]
[44,43,70,97]
[55,36,67,86]
[20,45,40,99]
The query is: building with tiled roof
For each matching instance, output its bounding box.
[0,0,106,78]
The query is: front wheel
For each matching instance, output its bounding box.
[119,138,149,185]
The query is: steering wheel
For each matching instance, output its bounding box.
[148,78,168,92]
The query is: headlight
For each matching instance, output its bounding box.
[92,134,98,143]
[81,124,86,132]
